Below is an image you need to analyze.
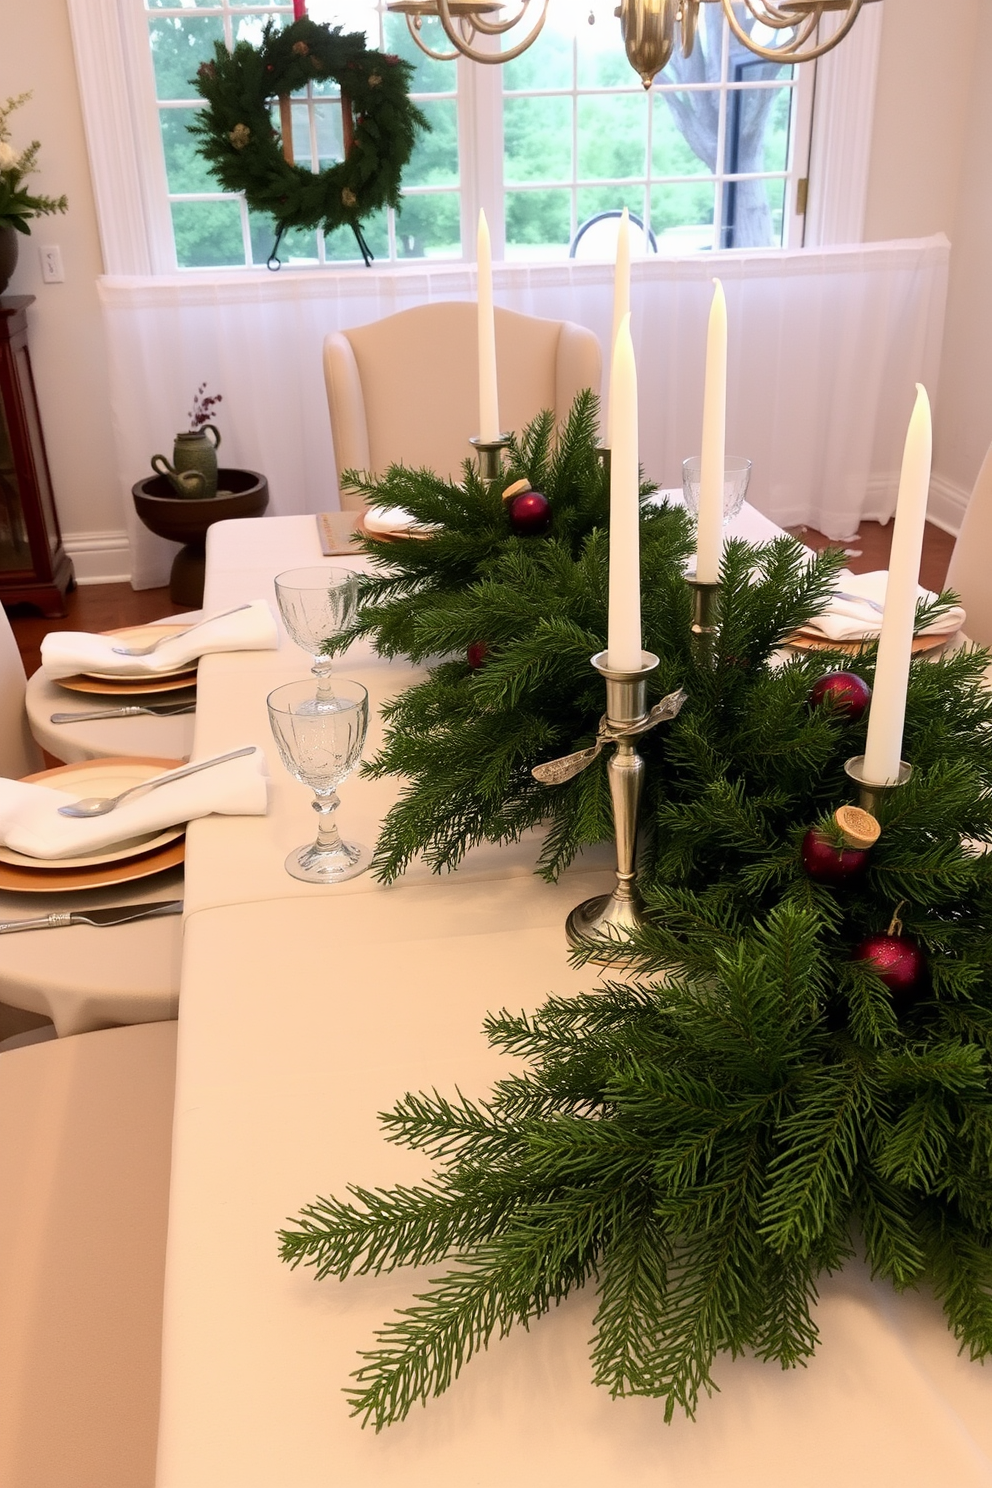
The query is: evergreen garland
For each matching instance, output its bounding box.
[281,598,992,1429]
[332,391,851,882]
[276,392,992,1427]
[189,18,428,256]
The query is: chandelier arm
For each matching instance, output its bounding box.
[721,0,867,63]
[402,10,461,63]
[736,0,821,37]
[435,0,549,63]
[460,0,546,38]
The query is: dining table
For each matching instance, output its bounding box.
[154,505,992,1488]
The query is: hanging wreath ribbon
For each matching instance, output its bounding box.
[190,17,429,268]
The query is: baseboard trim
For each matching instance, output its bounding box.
[927,475,969,537]
[62,529,131,585]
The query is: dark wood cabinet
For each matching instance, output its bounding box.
[0,296,74,616]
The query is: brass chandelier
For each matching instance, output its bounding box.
[386,0,880,84]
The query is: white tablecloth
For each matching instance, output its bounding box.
[157,509,992,1486]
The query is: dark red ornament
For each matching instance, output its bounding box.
[854,933,927,998]
[801,828,868,885]
[508,489,551,536]
[809,670,872,722]
[467,641,489,670]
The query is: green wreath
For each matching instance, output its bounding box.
[190,17,429,265]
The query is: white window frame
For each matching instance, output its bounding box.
[66,0,883,277]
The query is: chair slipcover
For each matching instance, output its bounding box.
[0,1020,177,1488]
[0,605,43,778]
[323,301,602,508]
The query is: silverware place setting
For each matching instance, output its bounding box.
[0,900,183,934]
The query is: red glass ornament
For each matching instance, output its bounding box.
[467,641,489,670]
[508,490,551,536]
[801,828,868,885]
[809,670,872,722]
[854,933,927,997]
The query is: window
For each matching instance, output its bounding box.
[76,0,884,277]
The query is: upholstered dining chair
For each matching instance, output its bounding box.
[323,302,602,509]
[0,1020,176,1488]
[946,440,992,647]
[0,601,43,778]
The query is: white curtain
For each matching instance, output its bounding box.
[98,235,949,588]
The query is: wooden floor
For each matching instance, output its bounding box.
[5,518,956,675]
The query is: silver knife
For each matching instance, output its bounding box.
[0,900,183,934]
[50,704,196,723]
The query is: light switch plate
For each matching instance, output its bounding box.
[39,245,64,283]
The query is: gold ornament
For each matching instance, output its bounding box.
[341,186,357,207]
[229,123,251,149]
[369,73,383,87]
[292,40,310,54]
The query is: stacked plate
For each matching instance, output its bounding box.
[55,625,198,698]
[0,757,186,893]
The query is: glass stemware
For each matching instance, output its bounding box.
[681,455,753,526]
[274,566,359,692]
[266,677,371,884]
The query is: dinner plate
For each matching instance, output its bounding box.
[359,507,435,541]
[785,629,952,656]
[0,757,187,892]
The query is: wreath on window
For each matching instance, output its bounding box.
[189,17,429,266]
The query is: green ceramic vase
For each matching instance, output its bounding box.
[172,425,221,498]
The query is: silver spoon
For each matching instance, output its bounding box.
[57,746,256,818]
[111,603,254,657]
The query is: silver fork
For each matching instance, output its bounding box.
[50,703,196,723]
[111,603,254,657]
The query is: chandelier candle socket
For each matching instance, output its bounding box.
[862,383,932,785]
[696,278,727,584]
[607,206,631,449]
[476,209,500,442]
[606,313,642,672]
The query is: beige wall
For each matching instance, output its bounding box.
[1,0,124,580]
[2,0,990,576]
[864,0,989,518]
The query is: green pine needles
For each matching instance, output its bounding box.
[330,390,850,882]
[281,393,992,1429]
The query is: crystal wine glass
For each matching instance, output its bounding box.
[681,456,752,526]
[266,677,371,884]
[274,566,359,692]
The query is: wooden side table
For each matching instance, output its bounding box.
[0,296,74,616]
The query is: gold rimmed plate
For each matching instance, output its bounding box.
[57,625,198,696]
[785,630,952,656]
[0,757,187,893]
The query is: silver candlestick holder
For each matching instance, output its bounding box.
[844,754,913,815]
[469,434,512,483]
[532,652,686,963]
[687,577,721,666]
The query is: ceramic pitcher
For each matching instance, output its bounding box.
[172,425,221,498]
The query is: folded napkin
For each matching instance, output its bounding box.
[801,571,966,644]
[363,505,436,537]
[0,748,269,860]
[41,600,279,680]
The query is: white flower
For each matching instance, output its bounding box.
[0,141,19,172]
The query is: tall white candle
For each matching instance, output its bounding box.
[863,384,932,784]
[477,210,499,441]
[695,278,727,585]
[606,206,631,448]
[607,312,642,672]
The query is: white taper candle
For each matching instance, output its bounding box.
[696,278,727,585]
[863,383,932,784]
[477,210,499,441]
[607,312,642,672]
[606,206,631,448]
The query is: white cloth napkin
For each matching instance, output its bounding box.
[40,600,279,680]
[0,748,269,860]
[801,571,966,643]
[363,506,436,537]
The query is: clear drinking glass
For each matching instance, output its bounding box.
[274,566,359,690]
[681,456,753,526]
[266,677,371,884]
